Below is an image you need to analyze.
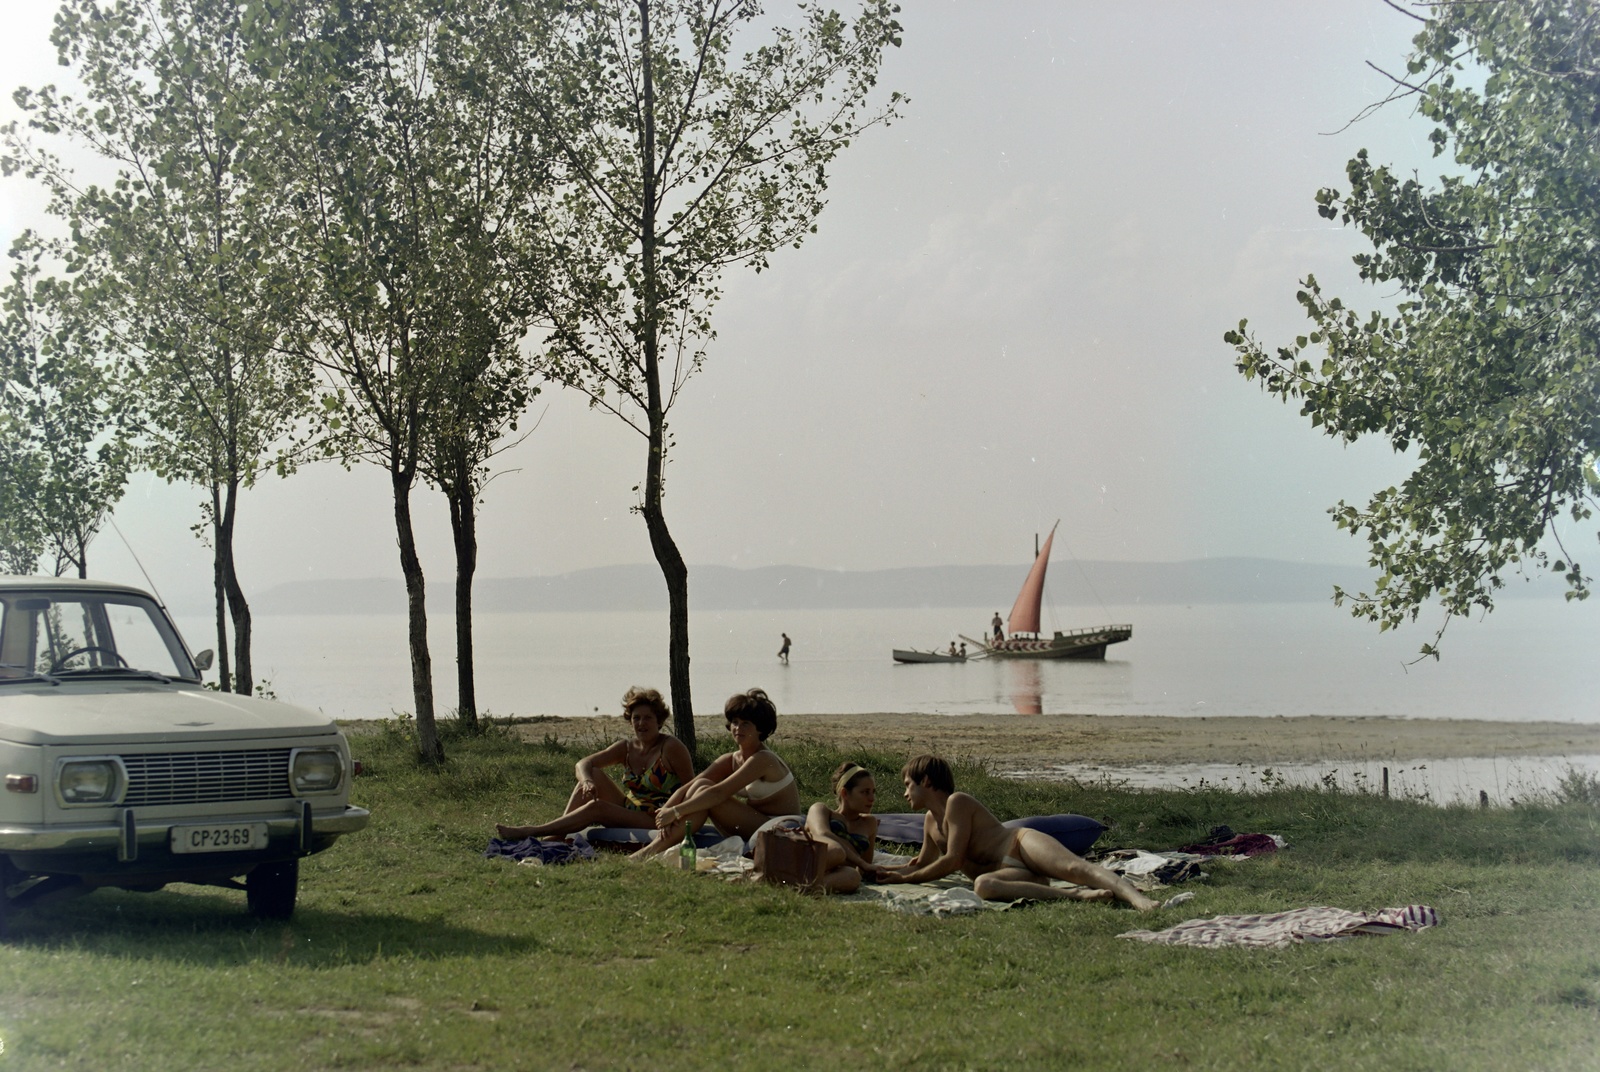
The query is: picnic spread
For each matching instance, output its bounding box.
[482,817,1441,945]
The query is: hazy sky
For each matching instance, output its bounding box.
[2,2,1452,608]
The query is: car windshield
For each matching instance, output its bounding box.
[0,591,197,682]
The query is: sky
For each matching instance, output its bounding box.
[1,2,1452,609]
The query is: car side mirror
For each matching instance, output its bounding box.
[193,649,214,672]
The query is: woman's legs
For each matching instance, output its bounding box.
[496,798,652,840]
[497,770,639,839]
[815,840,861,893]
[563,769,626,814]
[628,780,714,859]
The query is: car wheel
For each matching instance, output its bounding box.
[246,859,299,921]
[0,857,16,941]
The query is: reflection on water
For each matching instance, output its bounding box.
[1006,754,1600,806]
[1002,661,1043,715]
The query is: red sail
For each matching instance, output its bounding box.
[1007,522,1057,637]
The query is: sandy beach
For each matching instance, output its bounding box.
[516,712,1600,770]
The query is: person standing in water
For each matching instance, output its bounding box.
[778,633,791,664]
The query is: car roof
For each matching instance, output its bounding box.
[0,576,159,600]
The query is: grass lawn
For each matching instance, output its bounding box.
[2,719,1598,1071]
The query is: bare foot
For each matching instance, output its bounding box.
[1126,890,1163,912]
[496,824,539,840]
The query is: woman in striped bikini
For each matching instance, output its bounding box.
[805,762,882,893]
[494,686,693,840]
[632,688,799,860]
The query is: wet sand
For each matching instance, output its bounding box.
[519,712,1600,770]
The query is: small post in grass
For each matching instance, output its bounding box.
[1479,789,1489,809]
[1382,766,1389,799]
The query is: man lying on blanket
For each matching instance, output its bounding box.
[877,755,1160,911]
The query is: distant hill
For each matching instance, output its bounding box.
[235,557,1487,615]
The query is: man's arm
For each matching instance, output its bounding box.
[877,799,974,884]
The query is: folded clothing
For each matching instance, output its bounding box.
[484,832,595,865]
[872,812,1105,855]
[1176,832,1280,857]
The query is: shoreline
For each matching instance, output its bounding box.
[487,711,1600,768]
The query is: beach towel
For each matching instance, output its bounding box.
[1118,904,1440,949]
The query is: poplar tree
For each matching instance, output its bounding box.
[502,0,902,748]
[4,0,312,690]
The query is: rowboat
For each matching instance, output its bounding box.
[960,522,1132,660]
[891,648,967,664]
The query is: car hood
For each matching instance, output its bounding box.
[0,684,340,746]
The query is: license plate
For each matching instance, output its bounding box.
[170,822,269,854]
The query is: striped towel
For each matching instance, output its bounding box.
[1118,904,1440,949]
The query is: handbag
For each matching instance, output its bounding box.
[752,825,825,892]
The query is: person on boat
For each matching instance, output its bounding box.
[805,762,883,893]
[632,688,800,860]
[959,642,968,659]
[493,687,694,841]
[947,641,959,657]
[876,754,1161,911]
[991,612,1004,643]
[778,632,791,664]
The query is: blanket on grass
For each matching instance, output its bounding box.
[1117,904,1439,949]
[484,832,595,865]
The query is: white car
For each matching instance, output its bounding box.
[0,577,369,936]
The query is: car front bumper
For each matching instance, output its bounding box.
[0,804,370,857]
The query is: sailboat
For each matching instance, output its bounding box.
[961,522,1132,660]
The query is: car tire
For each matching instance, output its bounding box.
[0,857,16,941]
[246,859,299,921]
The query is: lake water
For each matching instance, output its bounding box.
[174,599,1600,725]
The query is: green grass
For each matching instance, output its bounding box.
[2,719,1597,1070]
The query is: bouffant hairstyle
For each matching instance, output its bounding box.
[723,688,778,740]
[833,762,872,798]
[621,686,670,724]
[902,754,955,794]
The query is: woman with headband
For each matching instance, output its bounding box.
[804,762,884,893]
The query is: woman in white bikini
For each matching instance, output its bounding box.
[494,687,694,840]
[631,689,799,860]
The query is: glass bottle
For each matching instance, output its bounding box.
[678,821,696,871]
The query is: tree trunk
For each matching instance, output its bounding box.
[210,481,233,692]
[635,0,696,754]
[643,491,693,752]
[218,475,252,695]
[447,455,478,730]
[393,465,443,763]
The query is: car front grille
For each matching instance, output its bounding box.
[120,749,293,806]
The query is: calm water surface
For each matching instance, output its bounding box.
[174,600,1600,725]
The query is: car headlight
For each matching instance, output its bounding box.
[57,758,124,804]
[290,749,343,794]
